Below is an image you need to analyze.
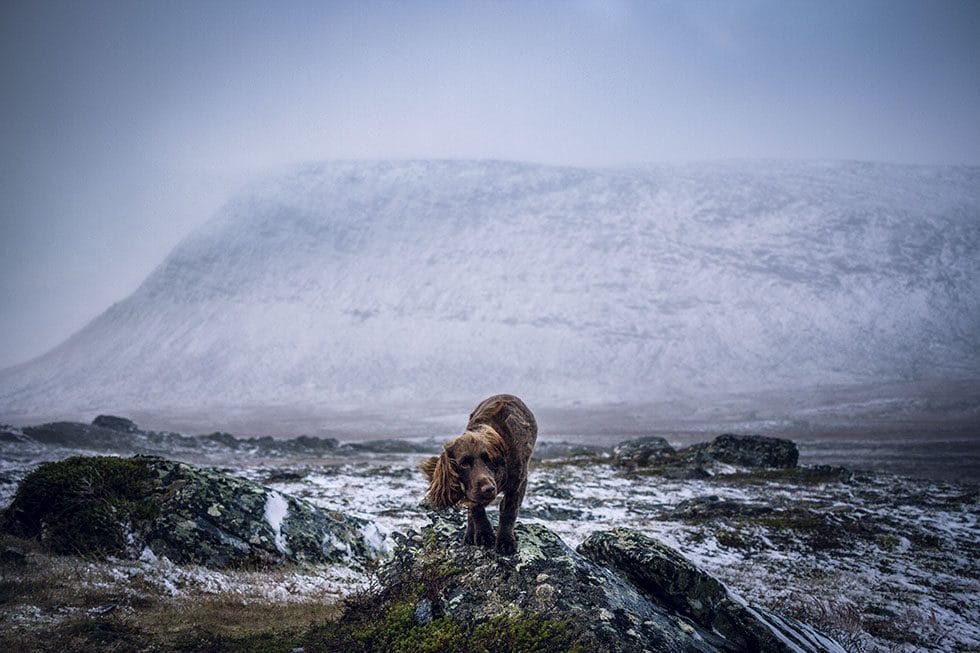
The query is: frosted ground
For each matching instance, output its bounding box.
[1,442,977,653]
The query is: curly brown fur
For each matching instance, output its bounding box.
[421,394,537,554]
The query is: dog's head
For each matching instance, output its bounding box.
[421,425,506,509]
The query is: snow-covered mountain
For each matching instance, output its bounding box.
[2,160,978,431]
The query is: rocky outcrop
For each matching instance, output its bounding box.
[696,434,799,468]
[2,455,385,569]
[367,512,844,653]
[580,528,844,652]
[614,433,799,477]
[612,435,675,468]
[144,457,385,568]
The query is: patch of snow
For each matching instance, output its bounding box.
[361,522,390,557]
[264,490,290,554]
[322,529,353,559]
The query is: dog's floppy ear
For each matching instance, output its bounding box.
[421,456,439,481]
[480,425,506,463]
[423,449,462,509]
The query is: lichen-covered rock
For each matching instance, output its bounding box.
[143,457,385,568]
[612,436,675,468]
[382,512,708,652]
[579,528,845,653]
[697,434,799,468]
[638,433,800,477]
[2,455,385,569]
[376,513,844,652]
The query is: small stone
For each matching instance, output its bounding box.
[535,583,555,604]
[413,598,434,625]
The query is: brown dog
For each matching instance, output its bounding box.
[421,394,537,554]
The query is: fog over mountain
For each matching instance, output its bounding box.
[1,160,978,434]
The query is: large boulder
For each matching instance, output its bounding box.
[144,457,385,567]
[612,436,675,468]
[699,434,799,468]
[338,512,843,652]
[621,433,800,477]
[579,528,844,652]
[2,455,384,569]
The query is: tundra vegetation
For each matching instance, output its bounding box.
[0,421,976,652]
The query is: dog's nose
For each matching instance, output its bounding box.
[478,481,496,498]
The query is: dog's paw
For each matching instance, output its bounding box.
[475,530,495,547]
[495,533,517,555]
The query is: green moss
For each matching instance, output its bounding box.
[472,614,590,653]
[2,456,158,556]
[305,600,586,653]
[303,566,588,653]
[304,596,461,653]
[876,534,900,551]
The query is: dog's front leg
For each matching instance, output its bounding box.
[464,505,495,547]
[496,477,527,555]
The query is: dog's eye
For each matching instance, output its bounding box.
[459,456,473,468]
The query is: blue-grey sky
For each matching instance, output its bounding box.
[1,0,978,368]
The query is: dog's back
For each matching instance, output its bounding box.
[467,394,537,461]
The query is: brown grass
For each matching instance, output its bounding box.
[0,534,343,652]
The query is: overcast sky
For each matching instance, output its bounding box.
[1,0,978,368]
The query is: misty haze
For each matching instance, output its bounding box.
[1,2,978,652]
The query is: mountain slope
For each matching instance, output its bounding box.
[2,160,978,428]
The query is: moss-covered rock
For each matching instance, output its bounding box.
[2,456,157,556]
[620,433,800,477]
[579,528,845,652]
[145,456,385,568]
[354,513,846,652]
[2,455,385,569]
[700,434,799,468]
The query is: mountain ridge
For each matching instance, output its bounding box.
[2,159,978,429]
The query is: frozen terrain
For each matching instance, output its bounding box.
[1,443,976,652]
[0,160,978,432]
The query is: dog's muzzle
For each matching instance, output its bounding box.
[475,481,497,503]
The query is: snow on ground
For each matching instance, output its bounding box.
[1,450,977,652]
